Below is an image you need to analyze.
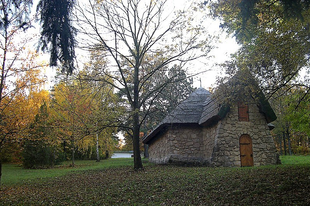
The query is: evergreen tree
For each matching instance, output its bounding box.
[37,0,76,74]
[22,102,63,169]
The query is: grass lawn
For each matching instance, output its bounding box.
[1,158,145,186]
[0,155,310,205]
[280,155,310,165]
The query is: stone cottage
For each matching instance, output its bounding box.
[143,73,280,167]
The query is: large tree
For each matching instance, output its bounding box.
[210,0,310,97]
[75,0,213,169]
[271,86,310,155]
[0,0,33,110]
[0,0,52,185]
[209,0,310,157]
[0,51,48,184]
[50,69,122,166]
[0,0,77,74]
[141,65,195,130]
[37,0,76,74]
[0,0,77,184]
[78,64,124,162]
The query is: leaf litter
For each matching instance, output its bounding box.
[1,165,310,205]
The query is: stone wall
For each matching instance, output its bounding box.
[148,129,172,164]
[211,102,280,167]
[148,125,204,164]
[148,102,280,167]
[202,122,221,165]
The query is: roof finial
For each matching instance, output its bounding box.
[199,78,202,88]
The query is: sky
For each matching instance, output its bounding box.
[167,0,240,89]
[28,0,240,90]
[191,31,239,89]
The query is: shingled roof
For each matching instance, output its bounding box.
[143,76,277,144]
[143,88,210,144]
[161,87,210,124]
[198,96,230,126]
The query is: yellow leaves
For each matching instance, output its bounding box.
[0,46,49,141]
[1,89,50,140]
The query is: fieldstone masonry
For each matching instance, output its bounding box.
[208,103,279,167]
[147,102,280,167]
[148,125,204,164]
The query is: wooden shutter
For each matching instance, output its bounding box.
[238,102,249,121]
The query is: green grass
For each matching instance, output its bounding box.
[280,154,310,165]
[1,158,149,186]
[0,156,310,205]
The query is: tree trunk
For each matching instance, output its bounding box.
[133,112,143,170]
[283,131,287,155]
[0,159,2,185]
[286,128,292,155]
[63,141,67,160]
[72,148,75,167]
[71,137,75,167]
[278,134,283,155]
[132,63,143,170]
[96,132,100,162]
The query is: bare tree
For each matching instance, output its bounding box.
[75,0,214,169]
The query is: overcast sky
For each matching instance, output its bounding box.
[170,0,240,89]
[29,0,240,90]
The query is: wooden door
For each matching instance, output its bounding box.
[239,134,254,167]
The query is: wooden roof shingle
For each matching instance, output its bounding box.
[161,87,211,124]
[143,72,277,144]
[143,88,210,144]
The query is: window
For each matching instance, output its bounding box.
[238,102,249,121]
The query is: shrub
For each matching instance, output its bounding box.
[293,146,310,155]
[22,140,64,169]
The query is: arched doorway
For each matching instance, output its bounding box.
[239,134,254,167]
